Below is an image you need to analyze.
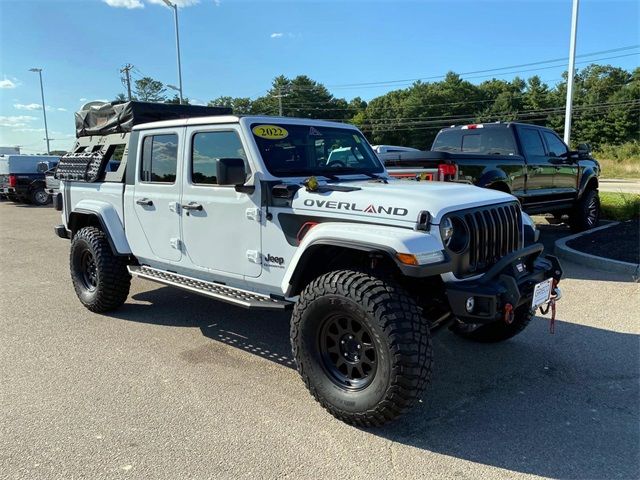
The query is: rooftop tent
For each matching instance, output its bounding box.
[74,101,233,138]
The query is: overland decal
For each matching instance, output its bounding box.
[302,199,408,216]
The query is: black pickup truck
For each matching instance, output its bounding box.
[382,122,601,232]
[0,155,59,206]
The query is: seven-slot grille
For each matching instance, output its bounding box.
[450,202,522,275]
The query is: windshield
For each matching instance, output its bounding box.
[251,123,384,178]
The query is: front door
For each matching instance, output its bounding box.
[130,130,183,262]
[180,126,262,278]
[541,130,578,195]
[518,127,555,203]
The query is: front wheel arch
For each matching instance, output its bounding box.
[286,244,401,297]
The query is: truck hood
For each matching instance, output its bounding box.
[290,178,516,225]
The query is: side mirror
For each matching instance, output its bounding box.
[577,143,591,153]
[37,162,49,173]
[216,158,247,186]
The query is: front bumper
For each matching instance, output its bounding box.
[445,243,562,324]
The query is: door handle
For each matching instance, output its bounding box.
[182,202,203,211]
[136,198,153,206]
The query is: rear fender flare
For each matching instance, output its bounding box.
[69,200,131,255]
[477,169,511,193]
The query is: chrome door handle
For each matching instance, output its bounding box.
[182,202,203,211]
[136,198,153,206]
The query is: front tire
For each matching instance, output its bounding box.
[291,270,432,427]
[451,304,533,343]
[569,189,600,232]
[70,226,131,313]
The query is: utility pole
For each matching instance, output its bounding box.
[28,68,50,155]
[274,86,287,116]
[162,0,184,104]
[564,0,580,145]
[120,64,133,101]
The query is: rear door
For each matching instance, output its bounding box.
[128,129,183,262]
[541,130,578,195]
[517,126,555,197]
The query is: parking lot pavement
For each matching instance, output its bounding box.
[1,202,639,480]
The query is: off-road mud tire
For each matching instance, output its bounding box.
[70,226,130,313]
[291,270,432,427]
[451,304,534,343]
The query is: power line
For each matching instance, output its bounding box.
[327,45,639,90]
[358,103,640,133]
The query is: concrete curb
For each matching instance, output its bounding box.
[554,222,640,278]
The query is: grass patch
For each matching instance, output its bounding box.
[594,142,640,179]
[599,192,640,221]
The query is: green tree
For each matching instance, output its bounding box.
[165,94,191,105]
[134,77,166,102]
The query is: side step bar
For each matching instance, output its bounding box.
[128,265,292,311]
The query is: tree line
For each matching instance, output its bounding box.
[117,64,639,149]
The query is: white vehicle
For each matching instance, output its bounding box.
[55,102,562,426]
[371,144,420,154]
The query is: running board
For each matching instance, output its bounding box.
[128,265,292,311]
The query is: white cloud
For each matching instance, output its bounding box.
[0,78,16,89]
[0,116,38,127]
[79,98,87,102]
[14,103,42,111]
[270,32,299,39]
[57,108,68,112]
[13,127,45,132]
[213,0,221,6]
[103,0,144,8]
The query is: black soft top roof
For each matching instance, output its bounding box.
[74,101,232,138]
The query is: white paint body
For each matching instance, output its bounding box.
[61,116,520,298]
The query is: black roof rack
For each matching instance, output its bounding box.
[74,101,232,138]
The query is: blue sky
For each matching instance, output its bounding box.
[1,0,638,153]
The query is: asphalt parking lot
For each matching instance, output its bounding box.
[1,202,638,480]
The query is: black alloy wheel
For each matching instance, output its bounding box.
[319,313,378,390]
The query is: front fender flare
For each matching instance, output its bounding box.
[577,169,599,197]
[280,222,449,294]
[69,200,131,255]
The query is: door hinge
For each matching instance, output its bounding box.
[246,250,262,264]
[246,207,261,222]
[170,238,182,250]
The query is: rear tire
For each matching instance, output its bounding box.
[291,270,432,427]
[451,304,533,343]
[30,187,50,206]
[569,189,600,232]
[70,226,130,313]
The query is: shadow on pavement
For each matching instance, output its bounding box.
[113,285,639,479]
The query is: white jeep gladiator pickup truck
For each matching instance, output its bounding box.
[54,101,562,426]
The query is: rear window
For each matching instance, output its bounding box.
[433,128,517,156]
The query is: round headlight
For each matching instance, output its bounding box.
[443,216,470,253]
[440,217,454,246]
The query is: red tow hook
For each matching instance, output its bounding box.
[503,303,514,325]
[540,279,560,334]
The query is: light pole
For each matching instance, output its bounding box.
[162,0,183,105]
[29,68,50,154]
[167,84,182,102]
[563,0,579,145]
